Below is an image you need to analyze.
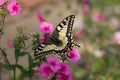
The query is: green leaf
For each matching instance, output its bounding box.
[16,64,25,73]
[28,55,34,71]
[0,27,3,32]
[107,57,115,66]
[0,9,6,15]
[91,63,102,73]
[19,51,29,57]
[2,64,14,70]
[51,73,57,80]
[32,33,40,50]
[74,69,87,78]
[15,49,20,63]
[19,71,33,80]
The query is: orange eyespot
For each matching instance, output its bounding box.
[66,47,70,51]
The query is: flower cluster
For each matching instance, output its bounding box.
[82,0,90,14]
[37,56,73,80]
[0,0,22,16]
[7,39,14,48]
[96,13,105,21]
[37,11,54,43]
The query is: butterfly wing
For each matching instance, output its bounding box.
[34,15,75,58]
[51,15,75,42]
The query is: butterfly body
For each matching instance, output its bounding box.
[34,15,80,59]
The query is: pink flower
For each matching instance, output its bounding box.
[96,13,105,21]
[0,5,4,8]
[57,73,73,80]
[37,11,46,22]
[38,62,54,78]
[0,0,8,6]
[47,56,61,72]
[67,48,80,62]
[39,33,51,43]
[114,31,120,44]
[39,37,47,43]
[82,6,90,14]
[83,0,90,5]
[7,0,22,16]
[39,22,54,34]
[58,63,72,75]
[7,39,14,48]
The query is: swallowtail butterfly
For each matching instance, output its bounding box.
[34,15,80,59]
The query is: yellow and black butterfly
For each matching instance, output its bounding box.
[34,15,80,59]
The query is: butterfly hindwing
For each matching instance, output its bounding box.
[34,15,75,58]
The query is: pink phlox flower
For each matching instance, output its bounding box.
[0,0,8,6]
[57,73,73,80]
[47,56,61,72]
[39,33,51,43]
[58,63,72,75]
[83,0,90,5]
[7,39,14,48]
[82,6,90,14]
[67,48,81,62]
[114,31,120,44]
[39,37,47,43]
[38,62,54,78]
[37,11,46,22]
[0,5,4,9]
[7,0,22,16]
[39,22,54,34]
[96,13,105,21]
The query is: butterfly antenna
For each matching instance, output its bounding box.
[74,43,80,48]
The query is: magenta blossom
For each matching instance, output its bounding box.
[57,73,73,80]
[7,39,14,48]
[82,6,90,14]
[47,56,61,72]
[39,33,51,43]
[38,62,54,78]
[0,0,8,6]
[7,0,22,16]
[37,11,46,22]
[83,0,90,5]
[114,31,120,45]
[96,13,105,21]
[67,48,80,62]
[39,37,46,43]
[39,22,54,34]
[58,63,72,75]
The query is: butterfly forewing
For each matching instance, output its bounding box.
[34,15,75,59]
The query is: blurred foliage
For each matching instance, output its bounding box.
[1,27,40,80]
[73,0,120,80]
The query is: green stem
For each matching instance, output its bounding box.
[1,14,6,28]
[13,62,18,80]
[13,66,16,80]
[0,47,10,64]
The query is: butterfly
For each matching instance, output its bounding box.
[34,15,80,59]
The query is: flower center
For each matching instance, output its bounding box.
[13,4,18,11]
[44,26,50,31]
[44,66,51,72]
[68,52,75,58]
[51,62,56,66]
